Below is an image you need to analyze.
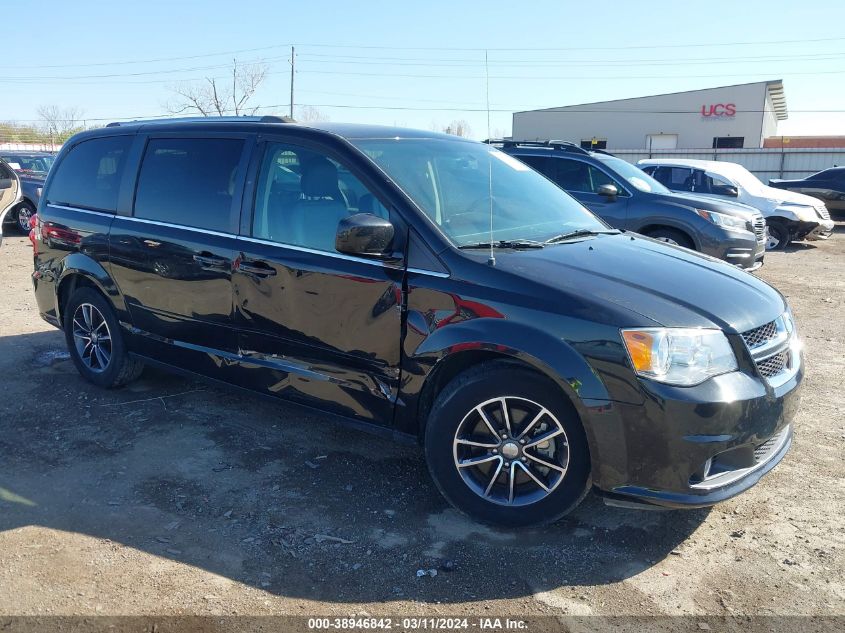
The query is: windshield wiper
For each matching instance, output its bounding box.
[544,229,620,244]
[458,239,545,250]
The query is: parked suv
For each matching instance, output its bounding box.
[0,151,54,234]
[639,158,835,250]
[33,118,802,526]
[492,142,766,270]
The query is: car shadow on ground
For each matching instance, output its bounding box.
[0,330,710,605]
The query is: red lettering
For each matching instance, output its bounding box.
[701,103,736,117]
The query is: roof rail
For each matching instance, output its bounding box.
[484,139,593,156]
[105,115,294,128]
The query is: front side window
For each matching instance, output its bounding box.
[352,138,606,246]
[252,142,389,252]
[134,138,244,232]
[47,136,132,212]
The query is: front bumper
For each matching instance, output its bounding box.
[588,341,803,510]
[805,219,835,241]
[706,231,765,271]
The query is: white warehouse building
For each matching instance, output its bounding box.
[512,80,787,150]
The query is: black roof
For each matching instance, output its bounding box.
[98,116,467,143]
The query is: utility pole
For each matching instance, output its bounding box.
[290,46,295,119]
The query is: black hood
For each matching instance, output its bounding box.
[490,233,784,332]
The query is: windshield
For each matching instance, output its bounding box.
[0,154,54,174]
[597,156,670,194]
[352,138,607,246]
[715,164,769,195]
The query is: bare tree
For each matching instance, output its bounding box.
[296,106,330,123]
[37,105,85,142]
[167,59,268,117]
[443,120,472,138]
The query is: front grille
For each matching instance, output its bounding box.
[757,350,789,378]
[742,320,778,349]
[754,428,788,463]
[752,215,766,242]
[816,204,831,220]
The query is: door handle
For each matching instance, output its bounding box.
[237,260,277,278]
[193,253,229,269]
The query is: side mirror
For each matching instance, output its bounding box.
[336,213,395,259]
[597,184,618,199]
[711,184,738,197]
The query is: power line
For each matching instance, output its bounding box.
[8,35,845,71]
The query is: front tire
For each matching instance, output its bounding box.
[63,287,143,388]
[645,227,695,250]
[766,222,790,251]
[424,362,590,527]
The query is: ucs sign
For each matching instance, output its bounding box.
[701,103,736,117]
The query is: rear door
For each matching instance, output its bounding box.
[0,159,21,233]
[108,133,252,371]
[230,137,404,426]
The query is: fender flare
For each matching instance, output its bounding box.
[403,317,616,466]
[55,253,127,324]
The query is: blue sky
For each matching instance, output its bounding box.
[3,0,845,139]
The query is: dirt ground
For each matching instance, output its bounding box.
[0,223,843,629]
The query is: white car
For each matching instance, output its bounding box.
[638,158,834,250]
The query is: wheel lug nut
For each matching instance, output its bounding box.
[519,439,526,445]
[521,457,527,462]
[492,449,498,454]
[501,434,508,439]
[504,462,510,468]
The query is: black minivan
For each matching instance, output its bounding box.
[32,117,802,526]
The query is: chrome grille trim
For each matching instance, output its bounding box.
[752,215,767,243]
[742,320,778,349]
[740,314,800,387]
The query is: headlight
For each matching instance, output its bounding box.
[621,328,738,386]
[694,209,749,233]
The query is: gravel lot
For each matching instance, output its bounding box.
[0,224,843,629]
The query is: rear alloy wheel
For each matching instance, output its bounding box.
[64,287,144,388]
[766,223,790,251]
[15,202,35,234]
[425,362,590,527]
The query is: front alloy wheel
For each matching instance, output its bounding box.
[453,397,569,506]
[425,362,590,527]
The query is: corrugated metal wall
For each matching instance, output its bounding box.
[614,148,845,183]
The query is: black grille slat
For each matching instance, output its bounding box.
[742,320,778,349]
[754,429,787,463]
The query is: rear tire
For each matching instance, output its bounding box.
[15,202,35,235]
[424,362,590,527]
[645,227,694,250]
[63,287,144,388]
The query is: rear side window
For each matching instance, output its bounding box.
[134,138,244,232]
[47,136,132,212]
